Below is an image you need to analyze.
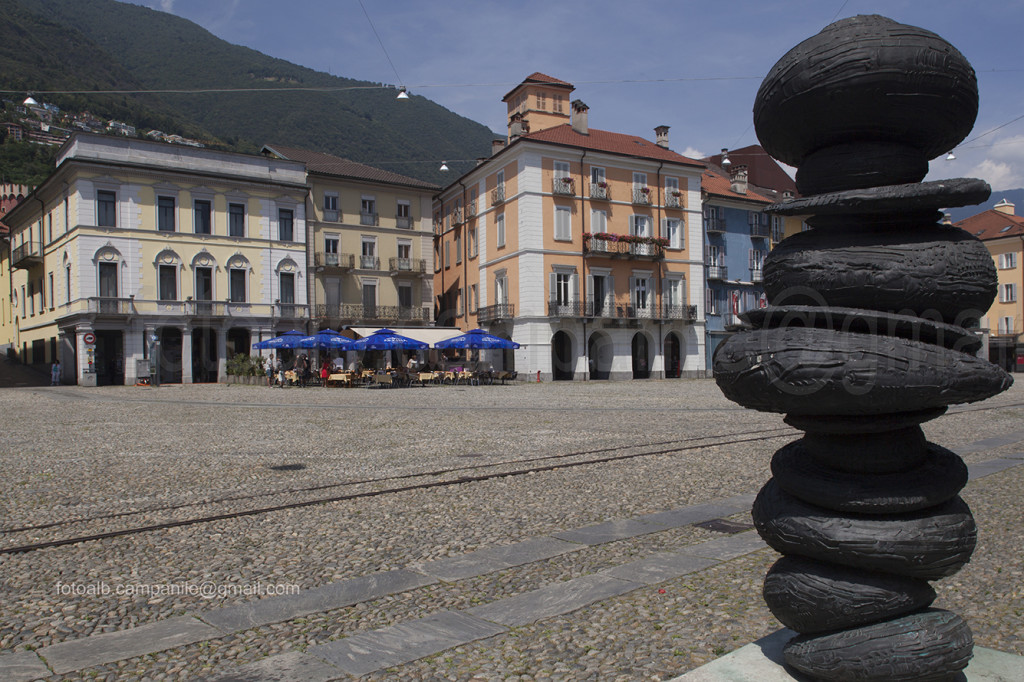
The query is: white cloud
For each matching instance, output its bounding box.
[680,146,706,160]
[969,159,1020,191]
[157,0,175,11]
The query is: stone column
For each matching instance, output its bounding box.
[216,326,228,383]
[180,323,193,384]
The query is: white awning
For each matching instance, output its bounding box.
[347,326,464,346]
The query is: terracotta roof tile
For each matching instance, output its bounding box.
[705,144,799,198]
[520,124,704,167]
[701,168,773,204]
[502,72,575,101]
[954,208,1024,240]
[262,145,439,190]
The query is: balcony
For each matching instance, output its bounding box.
[359,255,380,270]
[395,215,413,229]
[589,183,610,200]
[359,211,379,226]
[491,186,506,205]
[584,236,664,260]
[659,304,698,322]
[477,303,514,323]
[315,252,355,270]
[12,242,42,270]
[705,219,726,235]
[76,297,307,320]
[466,201,477,218]
[750,223,770,239]
[707,264,728,280]
[548,299,584,318]
[314,303,431,324]
[751,268,763,283]
[632,188,652,205]
[389,257,427,274]
[322,209,340,222]
[552,177,575,196]
[451,208,463,226]
[665,193,682,209]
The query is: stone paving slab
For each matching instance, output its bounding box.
[0,650,51,682]
[309,610,506,677]
[679,531,769,561]
[956,431,1024,454]
[208,651,343,682]
[636,497,754,529]
[601,550,720,585]
[200,569,436,633]
[967,457,1024,481]
[551,517,670,546]
[465,573,641,627]
[38,615,221,675]
[416,535,578,581]
[671,628,1024,681]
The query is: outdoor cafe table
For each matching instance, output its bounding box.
[327,372,353,387]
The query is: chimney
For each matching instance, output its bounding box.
[492,139,506,156]
[994,198,1016,215]
[571,99,589,135]
[508,112,528,141]
[942,212,952,225]
[730,165,749,195]
[654,125,670,149]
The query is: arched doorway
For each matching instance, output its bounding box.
[631,333,650,379]
[551,330,575,381]
[664,332,682,378]
[94,330,124,385]
[158,327,183,384]
[588,332,612,380]
[192,327,218,383]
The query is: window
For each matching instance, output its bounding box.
[324,235,339,265]
[396,200,411,228]
[998,252,1018,269]
[496,170,505,190]
[456,288,464,317]
[496,213,506,248]
[195,267,213,302]
[455,233,462,264]
[361,238,377,269]
[554,273,572,305]
[20,285,25,317]
[398,282,413,309]
[398,239,412,270]
[229,269,246,302]
[591,167,605,184]
[663,218,681,249]
[998,316,1014,334]
[554,205,571,241]
[157,196,176,232]
[707,244,724,266]
[553,160,570,180]
[323,193,339,221]
[1000,283,1017,303]
[65,266,71,305]
[591,209,607,234]
[469,227,478,258]
[630,215,651,238]
[495,272,508,305]
[28,281,34,316]
[706,288,720,315]
[470,283,478,313]
[665,278,683,308]
[278,208,294,241]
[97,190,116,227]
[279,273,295,304]
[228,203,245,237]
[48,273,54,310]
[632,172,647,190]
[99,261,118,298]
[771,215,785,243]
[159,265,177,301]
[665,177,680,194]
[444,241,451,269]
[360,197,377,226]
[194,200,211,234]
[47,213,52,242]
[633,276,649,312]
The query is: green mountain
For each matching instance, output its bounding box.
[11,0,497,184]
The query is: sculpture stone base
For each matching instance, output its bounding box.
[670,629,1024,682]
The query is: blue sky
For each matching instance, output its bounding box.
[130,0,1024,191]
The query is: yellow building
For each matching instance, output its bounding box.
[434,73,706,380]
[955,198,1024,372]
[4,134,309,385]
[1,184,31,355]
[260,145,438,335]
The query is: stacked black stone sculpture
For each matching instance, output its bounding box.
[713,15,1013,682]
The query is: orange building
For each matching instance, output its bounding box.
[434,73,706,380]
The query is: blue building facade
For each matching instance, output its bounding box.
[702,167,773,368]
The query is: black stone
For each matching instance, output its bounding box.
[771,439,968,513]
[763,556,936,634]
[766,178,991,217]
[752,479,977,580]
[783,609,973,682]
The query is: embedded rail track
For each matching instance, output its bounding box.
[2,399,1020,556]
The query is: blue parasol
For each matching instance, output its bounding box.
[297,329,355,350]
[351,328,428,351]
[252,330,306,350]
[433,329,520,350]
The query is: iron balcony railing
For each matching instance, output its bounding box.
[466,201,477,217]
[552,177,575,196]
[584,239,664,259]
[314,252,355,269]
[12,242,42,269]
[451,207,463,225]
[359,211,379,226]
[660,304,699,321]
[314,303,431,323]
[395,215,413,229]
[548,299,696,322]
[707,264,728,280]
[477,302,514,323]
[750,223,771,239]
[322,209,340,222]
[632,188,652,205]
[389,257,426,273]
[359,255,380,270]
[665,193,682,209]
[491,186,506,205]
[705,218,727,234]
[589,183,610,200]
[751,268,764,283]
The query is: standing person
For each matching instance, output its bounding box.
[266,353,275,387]
[320,357,331,387]
[51,360,61,386]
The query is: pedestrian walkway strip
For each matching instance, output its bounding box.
[1,448,1021,682]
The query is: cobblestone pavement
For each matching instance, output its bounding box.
[0,379,1021,681]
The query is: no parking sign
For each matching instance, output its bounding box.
[83,332,96,345]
